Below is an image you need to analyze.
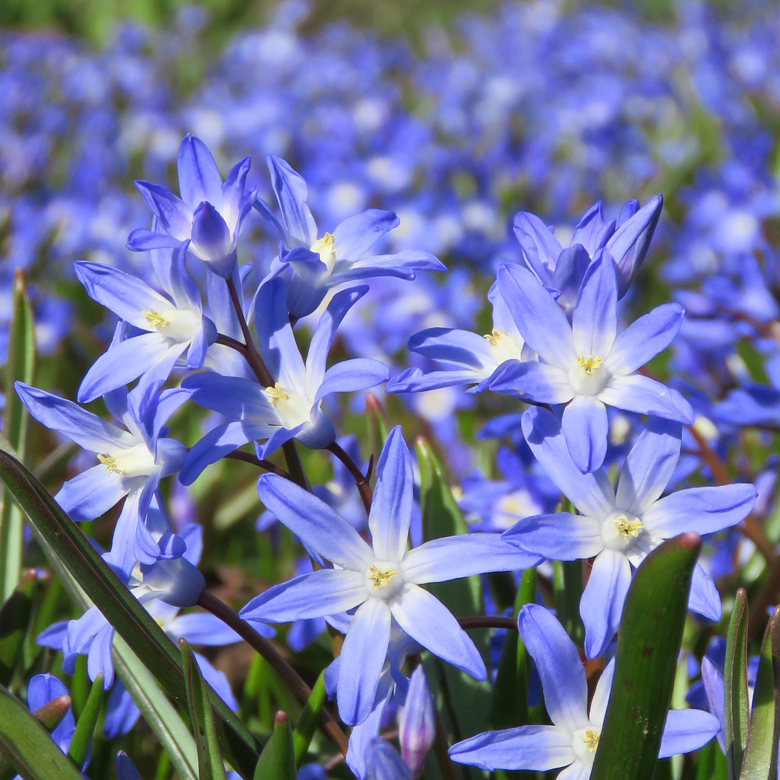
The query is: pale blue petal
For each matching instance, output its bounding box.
[687,564,722,622]
[36,621,69,650]
[589,658,615,727]
[177,135,223,207]
[497,264,576,370]
[597,374,694,425]
[581,550,632,659]
[615,417,681,515]
[557,761,592,780]
[407,328,492,370]
[521,407,616,519]
[605,304,685,377]
[182,372,275,422]
[333,209,399,260]
[166,613,241,646]
[134,181,192,241]
[503,513,603,561]
[449,725,575,772]
[194,652,238,712]
[337,599,392,726]
[390,584,486,680]
[643,483,756,538]
[314,359,388,403]
[259,422,308,458]
[15,383,134,451]
[55,466,127,523]
[402,533,542,584]
[346,679,393,779]
[221,157,252,233]
[571,252,617,359]
[340,249,445,276]
[487,361,574,404]
[658,709,720,758]
[88,623,115,688]
[364,739,412,780]
[127,229,184,252]
[104,681,140,738]
[267,155,317,246]
[116,752,143,780]
[387,367,489,394]
[256,474,374,570]
[512,212,562,284]
[562,395,608,473]
[368,426,413,562]
[700,657,726,752]
[518,603,589,731]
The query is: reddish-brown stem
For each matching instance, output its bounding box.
[457,616,517,631]
[197,590,349,756]
[327,441,373,514]
[224,450,290,479]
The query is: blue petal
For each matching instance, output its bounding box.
[337,599,392,726]
[487,361,574,405]
[332,209,399,259]
[386,367,489,394]
[407,328,491,370]
[580,550,632,658]
[88,623,116,688]
[315,359,389,403]
[571,251,617,359]
[116,752,143,780]
[687,564,722,622]
[512,211,562,284]
[598,374,694,425]
[700,657,726,751]
[194,651,239,712]
[267,155,317,246]
[368,426,413,562]
[503,513,603,561]
[55,466,127,523]
[658,709,720,758]
[104,681,140,738]
[127,229,184,253]
[177,135,223,208]
[165,613,242,646]
[562,395,608,473]
[364,739,412,780]
[517,603,589,731]
[134,181,192,241]
[191,202,235,277]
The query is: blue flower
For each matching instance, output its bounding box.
[15,382,188,573]
[386,280,529,395]
[254,155,445,318]
[240,426,542,725]
[75,246,216,404]
[503,408,756,657]
[490,252,694,472]
[127,135,256,278]
[180,278,389,484]
[449,604,720,776]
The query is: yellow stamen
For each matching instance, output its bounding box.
[98,453,124,476]
[142,309,169,327]
[577,354,603,375]
[483,328,506,347]
[616,515,643,538]
[311,232,336,261]
[583,728,601,752]
[367,563,397,590]
[265,383,290,402]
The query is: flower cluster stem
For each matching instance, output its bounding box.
[327,441,373,513]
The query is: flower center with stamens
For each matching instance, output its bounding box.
[482,329,524,365]
[572,726,601,766]
[583,728,600,752]
[568,353,609,396]
[311,232,337,271]
[143,309,169,327]
[142,308,200,342]
[98,453,122,475]
[365,561,404,600]
[263,383,313,430]
[577,354,603,374]
[601,509,645,552]
[265,383,290,402]
[96,443,157,479]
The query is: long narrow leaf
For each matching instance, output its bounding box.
[0,269,36,604]
[182,639,227,780]
[590,533,702,780]
[0,685,84,780]
[740,606,780,780]
[293,671,327,764]
[725,589,750,780]
[0,449,262,779]
[68,675,103,770]
[0,570,37,687]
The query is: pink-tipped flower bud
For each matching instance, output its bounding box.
[398,666,436,777]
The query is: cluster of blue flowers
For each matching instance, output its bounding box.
[5,0,780,778]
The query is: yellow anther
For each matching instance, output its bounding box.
[616,515,643,538]
[583,728,601,753]
[311,232,336,262]
[142,309,169,328]
[367,563,397,590]
[577,354,604,375]
[265,383,290,402]
[98,453,124,476]
[483,328,506,347]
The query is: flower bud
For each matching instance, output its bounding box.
[398,666,436,777]
[365,738,412,780]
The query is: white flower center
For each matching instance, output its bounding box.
[143,308,200,343]
[568,354,609,396]
[365,561,404,600]
[483,329,524,365]
[493,490,542,529]
[601,510,645,553]
[264,383,312,429]
[572,726,601,766]
[97,443,157,479]
[311,232,337,272]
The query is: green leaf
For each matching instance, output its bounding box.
[0,569,37,687]
[0,449,262,779]
[253,712,296,780]
[590,533,702,780]
[67,675,103,770]
[553,559,584,646]
[181,639,227,780]
[415,437,491,778]
[739,605,780,780]
[0,269,36,605]
[0,684,84,780]
[365,393,389,456]
[725,589,750,780]
[293,671,327,764]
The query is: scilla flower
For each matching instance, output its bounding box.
[240,426,542,725]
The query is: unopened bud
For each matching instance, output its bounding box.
[398,666,436,777]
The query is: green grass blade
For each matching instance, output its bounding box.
[253,712,295,780]
[0,449,262,779]
[739,605,780,780]
[0,685,84,780]
[0,569,37,687]
[590,533,702,780]
[0,270,36,604]
[181,640,227,780]
[293,671,327,764]
[725,589,750,780]
[67,675,103,770]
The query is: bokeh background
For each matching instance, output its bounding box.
[3,0,780,774]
